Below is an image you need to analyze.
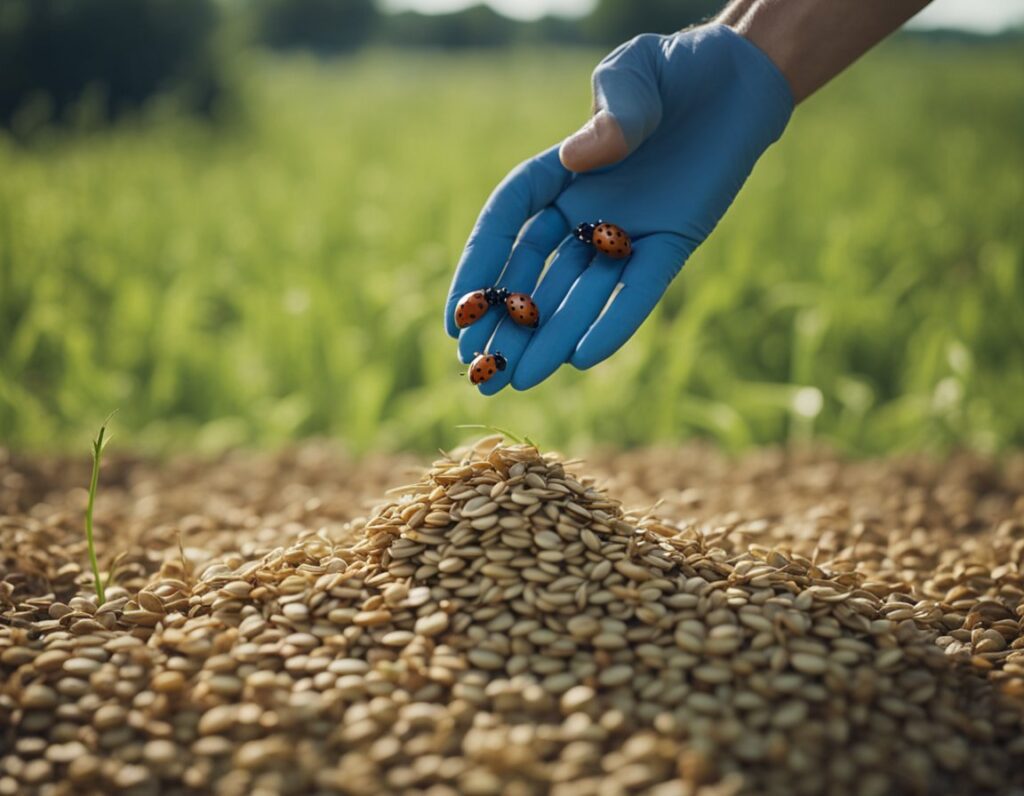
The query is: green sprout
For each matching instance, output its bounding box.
[85,413,116,604]
[456,424,538,448]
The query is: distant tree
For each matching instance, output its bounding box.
[256,0,378,54]
[519,15,589,46]
[379,5,518,50]
[0,0,225,129]
[586,0,722,44]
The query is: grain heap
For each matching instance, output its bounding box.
[2,440,1023,795]
[591,445,1024,703]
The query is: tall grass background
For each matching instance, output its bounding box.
[1,42,1021,454]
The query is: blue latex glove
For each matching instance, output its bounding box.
[444,24,793,394]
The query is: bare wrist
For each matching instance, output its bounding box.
[720,0,813,102]
[717,0,933,104]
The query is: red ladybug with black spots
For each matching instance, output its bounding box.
[503,291,539,327]
[455,287,539,329]
[467,352,507,385]
[454,290,489,328]
[574,220,632,259]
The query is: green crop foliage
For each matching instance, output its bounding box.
[1,43,1021,455]
[85,414,115,604]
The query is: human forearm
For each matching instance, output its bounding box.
[716,0,756,27]
[716,0,932,102]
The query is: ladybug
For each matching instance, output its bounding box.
[574,220,632,259]
[454,289,490,328]
[503,291,539,328]
[468,352,507,385]
[454,287,539,329]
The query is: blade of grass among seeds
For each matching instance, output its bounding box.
[456,424,536,447]
[85,413,116,604]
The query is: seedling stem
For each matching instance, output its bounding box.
[85,414,115,604]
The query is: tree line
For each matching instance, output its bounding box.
[0,0,1009,131]
[0,0,724,129]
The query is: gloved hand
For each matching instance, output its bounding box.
[444,23,793,394]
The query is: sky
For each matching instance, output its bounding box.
[380,0,1024,33]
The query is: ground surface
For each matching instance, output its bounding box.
[2,441,1023,794]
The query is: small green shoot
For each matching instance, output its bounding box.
[85,413,116,605]
[456,424,538,448]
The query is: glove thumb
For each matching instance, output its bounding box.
[559,34,664,173]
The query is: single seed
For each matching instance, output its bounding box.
[415,612,450,637]
[791,653,828,675]
[467,649,505,671]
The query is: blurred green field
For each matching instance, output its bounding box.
[1,42,1022,455]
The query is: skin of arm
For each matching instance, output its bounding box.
[719,0,934,103]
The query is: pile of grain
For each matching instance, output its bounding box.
[2,439,1023,795]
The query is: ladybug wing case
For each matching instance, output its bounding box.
[455,291,490,328]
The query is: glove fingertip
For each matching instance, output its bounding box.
[509,367,537,392]
[569,350,599,371]
[510,375,534,392]
[477,376,508,396]
[510,360,553,391]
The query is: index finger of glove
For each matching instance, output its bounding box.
[445,145,571,338]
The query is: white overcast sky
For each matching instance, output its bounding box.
[380,0,1024,32]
